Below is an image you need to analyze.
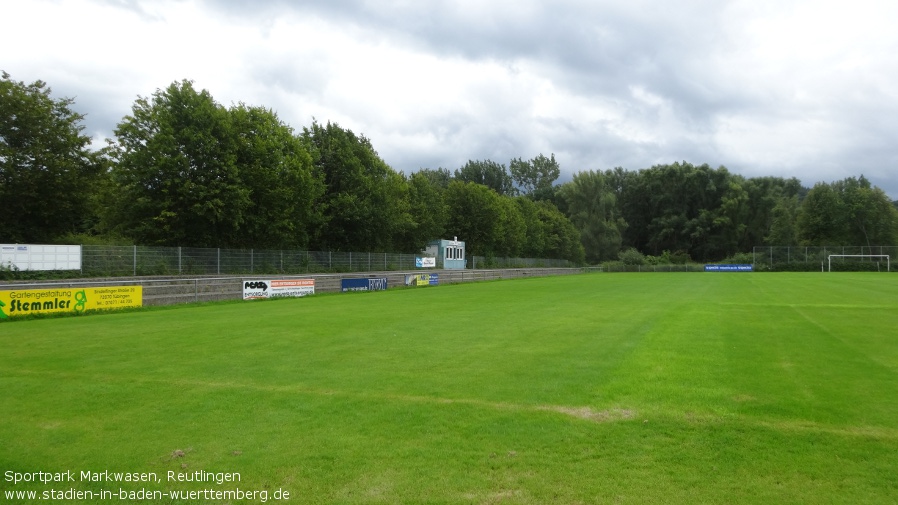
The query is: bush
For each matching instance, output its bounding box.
[53,233,133,246]
[618,248,646,266]
[721,252,754,265]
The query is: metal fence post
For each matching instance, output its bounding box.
[133,245,137,276]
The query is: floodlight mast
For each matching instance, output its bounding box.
[827,254,890,272]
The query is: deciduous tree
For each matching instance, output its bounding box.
[510,153,560,197]
[559,170,626,263]
[230,104,324,249]
[0,72,105,243]
[107,80,248,247]
[455,159,515,196]
[302,120,411,252]
[396,170,448,252]
[444,180,506,257]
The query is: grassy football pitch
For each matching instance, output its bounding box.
[2,272,897,504]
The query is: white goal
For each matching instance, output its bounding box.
[827,254,890,272]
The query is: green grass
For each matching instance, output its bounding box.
[2,273,898,504]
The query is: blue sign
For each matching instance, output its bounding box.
[341,277,389,292]
[704,264,753,272]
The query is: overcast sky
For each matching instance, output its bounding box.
[3,0,897,198]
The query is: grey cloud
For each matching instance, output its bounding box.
[23,0,894,199]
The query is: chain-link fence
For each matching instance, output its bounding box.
[600,263,706,273]
[752,246,897,272]
[77,245,575,277]
[470,256,575,269]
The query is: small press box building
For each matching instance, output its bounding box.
[424,237,466,269]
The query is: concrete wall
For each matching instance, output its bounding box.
[0,268,585,309]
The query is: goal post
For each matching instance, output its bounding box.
[827,254,890,272]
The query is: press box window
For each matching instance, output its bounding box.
[446,246,463,260]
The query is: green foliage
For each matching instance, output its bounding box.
[543,201,587,264]
[0,263,86,281]
[510,153,560,196]
[230,104,324,249]
[515,197,546,257]
[766,195,801,245]
[443,180,552,258]
[302,120,411,252]
[743,176,803,246]
[0,72,106,243]
[837,176,898,246]
[414,167,453,189]
[797,176,898,247]
[502,197,583,263]
[797,182,846,245]
[618,247,646,265]
[107,80,250,247]
[720,251,754,264]
[397,171,448,252]
[612,163,811,260]
[52,232,132,246]
[559,170,626,263]
[444,180,506,257]
[10,70,897,268]
[454,159,516,196]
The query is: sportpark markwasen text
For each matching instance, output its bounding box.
[5,470,241,486]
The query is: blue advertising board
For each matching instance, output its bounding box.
[341,277,389,292]
[704,264,753,272]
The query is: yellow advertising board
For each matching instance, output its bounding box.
[0,286,142,319]
[404,274,439,287]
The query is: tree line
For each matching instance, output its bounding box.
[2,73,897,264]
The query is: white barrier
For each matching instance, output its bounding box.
[1,244,81,271]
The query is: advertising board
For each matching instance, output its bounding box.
[704,264,753,272]
[243,279,315,300]
[1,244,81,271]
[405,273,439,287]
[0,286,142,318]
[415,257,436,268]
[341,278,388,292]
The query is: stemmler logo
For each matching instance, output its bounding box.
[74,290,87,313]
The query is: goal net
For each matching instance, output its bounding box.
[827,254,891,272]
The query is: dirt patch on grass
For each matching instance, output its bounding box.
[539,406,635,422]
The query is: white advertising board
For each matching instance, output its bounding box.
[416,257,436,268]
[0,244,81,271]
[243,279,315,300]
